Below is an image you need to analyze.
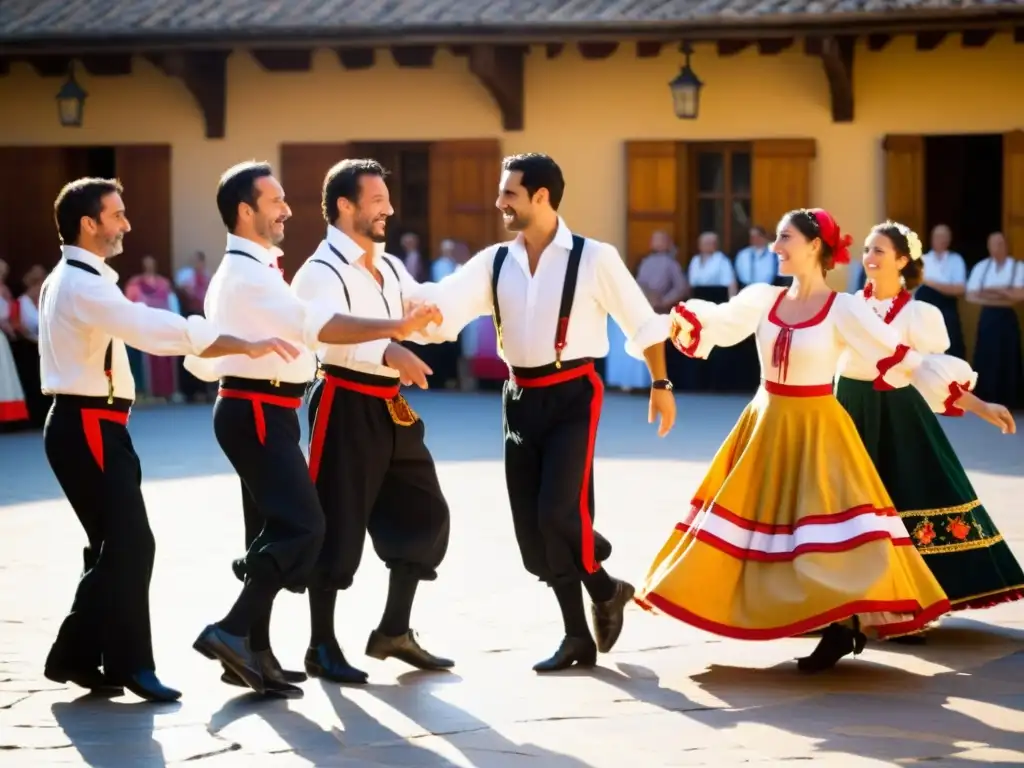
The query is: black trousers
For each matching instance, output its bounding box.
[306,367,450,591]
[972,306,1024,410]
[44,395,156,679]
[502,359,608,588]
[213,378,325,592]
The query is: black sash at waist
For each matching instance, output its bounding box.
[219,377,308,398]
[52,394,133,413]
[320,364,400,389]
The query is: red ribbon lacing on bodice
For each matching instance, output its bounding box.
[771,327,794,382]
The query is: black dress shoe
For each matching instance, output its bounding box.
[121,670,182,703]
[44,665,124,697]
[591,579,635,653]
[222,649,307,689]
[365,629,454,671]
[304,642,369,684]
[221,650,303,697]
[533,636,597,672]
[193,624,265,694]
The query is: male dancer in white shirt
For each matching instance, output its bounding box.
[40,177,298,702]
[186,161,440,696]
[292,158,451,683]
[412,153,676,671]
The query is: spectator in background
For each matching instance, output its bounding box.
[11,265,50,427]
[399,232,428,282]
[125,255,179,400]
[0,258,28,432]
[431,239,459,282]
[174,250,211,402]
[918,224,967,359]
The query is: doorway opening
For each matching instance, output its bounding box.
[924,134,1003,266]
[352,142,432,263]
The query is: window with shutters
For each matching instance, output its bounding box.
[625,139,815,268]
[690,143,753,256]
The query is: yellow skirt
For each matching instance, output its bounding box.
[636,384,951,640]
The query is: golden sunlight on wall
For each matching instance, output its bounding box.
[1,34,1022,273]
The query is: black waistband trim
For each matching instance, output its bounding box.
[510,358,595,380]
[52,394,133,413]
[320,364,400,389]
[219,377,309,398]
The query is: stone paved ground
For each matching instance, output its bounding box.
[1,391,1022,767]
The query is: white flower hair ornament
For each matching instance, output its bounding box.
[895,223,924,261]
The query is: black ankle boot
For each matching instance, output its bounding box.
[796,620,866,673]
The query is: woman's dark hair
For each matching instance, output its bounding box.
[871,220,923,289]
[782,208,834,274]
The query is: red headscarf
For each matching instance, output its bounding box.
[808,208,852,265]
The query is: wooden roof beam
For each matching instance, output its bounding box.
[335,48,375,69]
[391,45,436,68]
[145,51,229,139]
[252,49,313,72]
[806,36,854,123]
[468,44,525,131]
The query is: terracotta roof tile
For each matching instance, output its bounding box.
[2,0,1022,40]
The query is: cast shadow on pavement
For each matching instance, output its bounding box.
[585,619,1024,765]
[206,671,597,767]
[51,697,180,767]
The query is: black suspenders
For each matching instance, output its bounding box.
[491,234,586,369]
[65,259,115,403]
[310,258,351,309]
[325,243,401,317]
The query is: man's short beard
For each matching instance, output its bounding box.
[357,217,387,244]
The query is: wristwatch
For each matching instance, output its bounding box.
[652,379,674,391]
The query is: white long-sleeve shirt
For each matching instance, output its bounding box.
[39,245,218,400]
[183,234,329,384]
[411,217,670,366]
[291,225,418,378]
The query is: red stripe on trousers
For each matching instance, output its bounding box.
[218,389,302,446]
[578,368,603,574]
[81,409,129,471]
[308,374,401,483]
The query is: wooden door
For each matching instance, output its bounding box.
[0,147,76,287]
[428,139,502,257]
[751,138,816,237]
[279,143,353,281]
[114,145,172,284]
[625,141,685,271]
[882,134,925,236]
[1003,130,1024,257]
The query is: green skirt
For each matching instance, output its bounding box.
[836,376,1024,610]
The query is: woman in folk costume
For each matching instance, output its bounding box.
[636,208,979,673]
[0,260,29,431]
[835,222,1021,631]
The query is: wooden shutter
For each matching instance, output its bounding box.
[0,147,77,285]
[1004,130,1024,256]
[115,145,172,283]
[751,139,816,235]
[625,141,685,270]
[428,139,502,256]
[279,143,353,282]
[882,135,925,236]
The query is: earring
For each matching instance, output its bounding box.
[899,274,906,288]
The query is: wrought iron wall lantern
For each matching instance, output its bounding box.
[56,62,88,128]
[669,42,703,120]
